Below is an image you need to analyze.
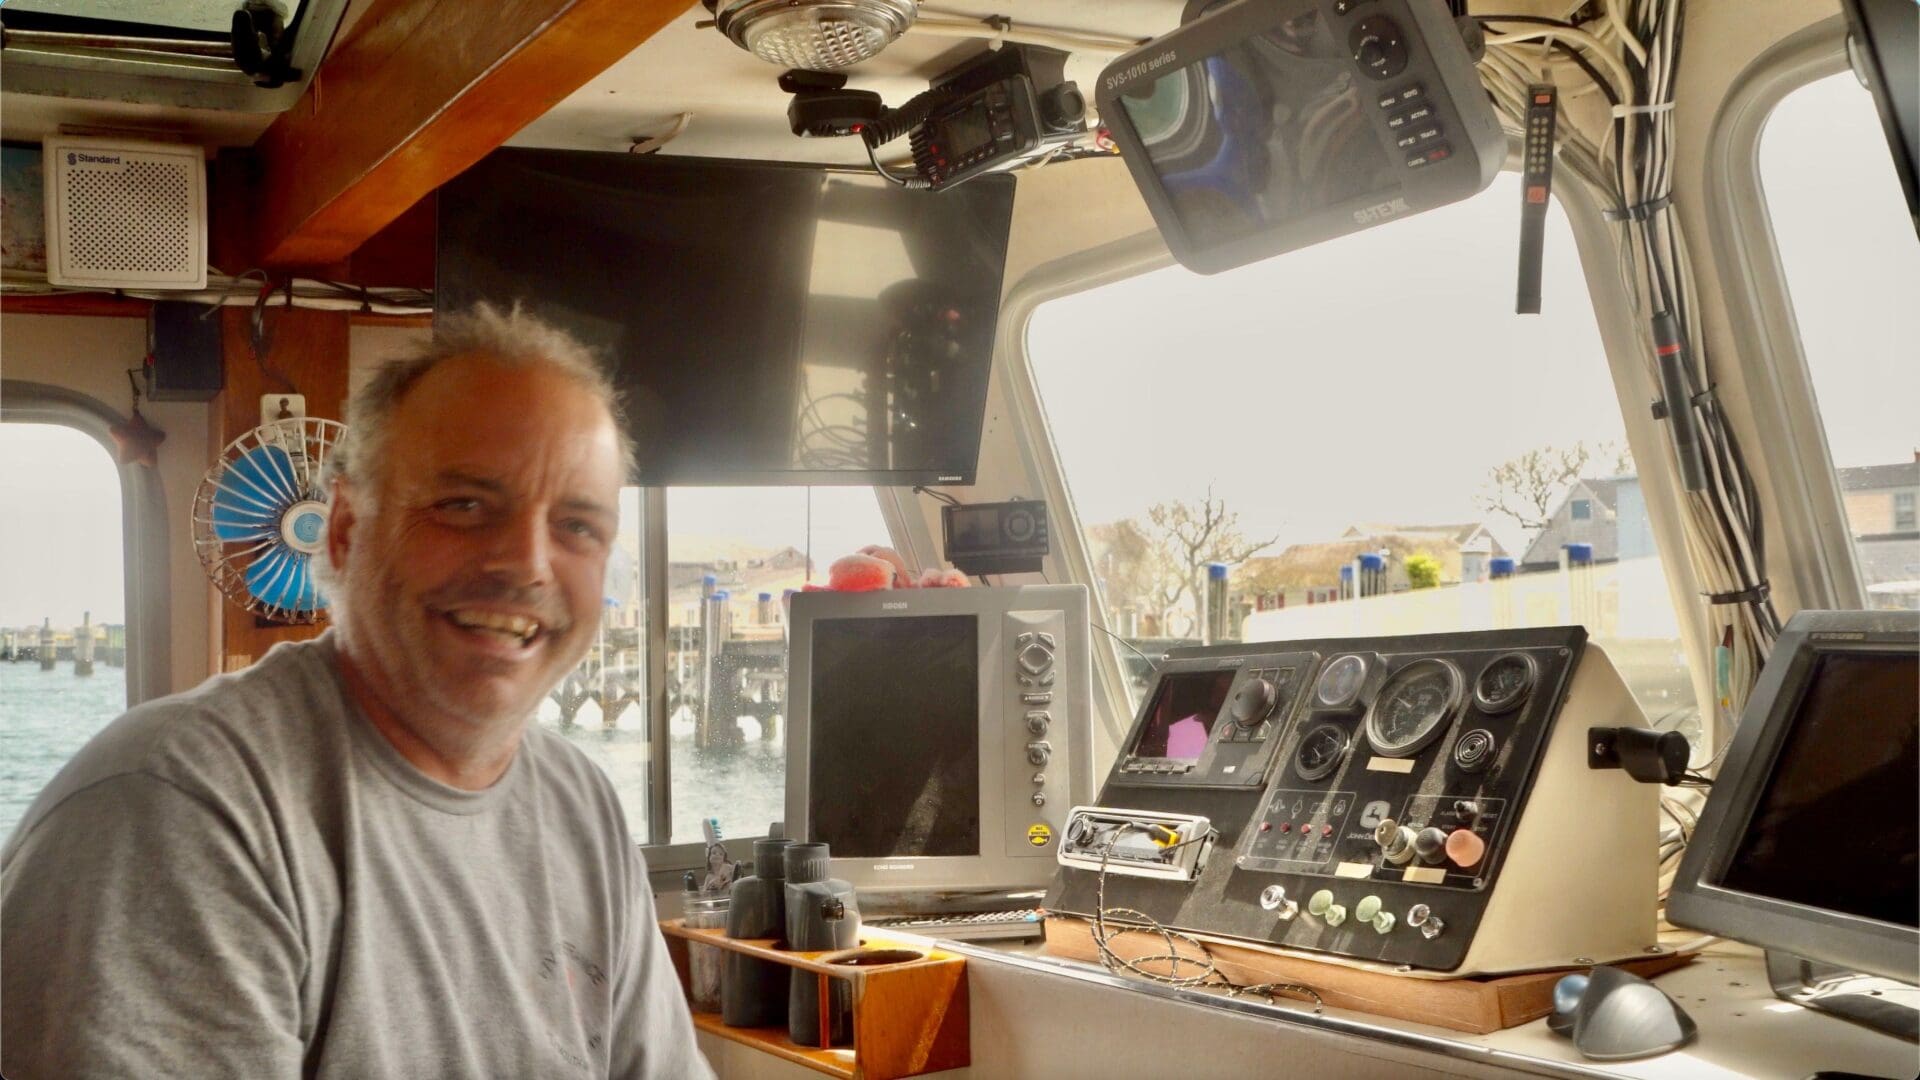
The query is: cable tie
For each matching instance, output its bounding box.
[1601,193,1672,222]
[1702,581,1770,606]
[1609,101,1675,117]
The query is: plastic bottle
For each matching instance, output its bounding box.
[784,842,859,1047]
[722,838,794,1027]
[681,883,731,1014]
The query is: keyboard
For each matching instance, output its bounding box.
[863,908,1046,942]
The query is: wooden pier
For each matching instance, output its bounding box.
[1,615,128,672]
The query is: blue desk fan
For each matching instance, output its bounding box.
[192,417,346,624]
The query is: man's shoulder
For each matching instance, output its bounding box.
[521,725,633,841]
[12,636,346,842]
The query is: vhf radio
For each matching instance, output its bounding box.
[783,44,1087,191]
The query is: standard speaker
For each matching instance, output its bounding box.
[42,135,207,290]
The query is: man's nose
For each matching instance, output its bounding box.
[483,509,552,586]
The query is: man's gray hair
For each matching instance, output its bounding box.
[326,301,637,498]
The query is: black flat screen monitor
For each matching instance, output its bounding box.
[1668,610,1919,984]
[437,150,1016,486]
[1840,0,1919,239]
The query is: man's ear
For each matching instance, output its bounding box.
[326,476,358,574]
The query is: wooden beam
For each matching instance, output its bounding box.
[2,294,152,318]
[252,0,693,268]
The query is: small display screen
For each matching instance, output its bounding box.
[935,108,995,160]
[947,506,1001,551]
[808,616,981,859]
[1116,8,1399,250]
[1131,669,1237,761]
[1722,650,1919,928]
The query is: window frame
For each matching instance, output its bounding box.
[998,148,1725,750]
[0,379,170,706]
[1703,14,1871,611]
[0,0,351,112]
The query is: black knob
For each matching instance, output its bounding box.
[1414,826,1449,864]
[1230,677,1278,728]
[1039,83,1086,132]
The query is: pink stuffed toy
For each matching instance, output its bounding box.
[825,553,895,592]
[820,545,970,591]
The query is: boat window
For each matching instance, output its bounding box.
[1759,72,1920,611]
[2,0,294,37]
[1028,174,1700,739]
[0,423,128,841]
[662,487,886,844]
[536,485,887,848]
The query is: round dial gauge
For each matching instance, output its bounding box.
[1314,654,1368,710]
[1293,723,1350,782]
[1364,658,1464,757]
[1473,652,1537,714]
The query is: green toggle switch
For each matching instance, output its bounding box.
[1307,889,1335,917]
[1355,895,1383,922]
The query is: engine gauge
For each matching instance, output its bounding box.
[1293,723,1350,781]
[1364,658,1464,757]
[1473,652,1537,714]
[1314,654,1368,710]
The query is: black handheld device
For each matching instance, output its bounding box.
[1096,0,1505,274]
[1516,82,1557,314]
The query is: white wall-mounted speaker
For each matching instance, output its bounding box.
[42,136,208,290]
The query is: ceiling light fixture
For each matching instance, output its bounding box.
[707,0,919,71]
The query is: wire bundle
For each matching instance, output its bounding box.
[1473,0,1779,758]
[1078,824,1325,1012]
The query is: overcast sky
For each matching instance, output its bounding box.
[2,74,1913,627]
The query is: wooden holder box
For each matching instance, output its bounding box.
[1042,915,1691,1034]
[661,920,969,1080]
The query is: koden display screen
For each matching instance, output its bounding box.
[1722,650,1919,928]
[807,615,981,858]
[1132,669,1238,761]
[1115,8,1400,252]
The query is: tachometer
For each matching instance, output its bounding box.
[1364,658,1464,757]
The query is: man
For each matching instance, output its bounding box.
[1,304,714,1079]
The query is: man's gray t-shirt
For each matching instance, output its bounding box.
[1,634,713,1080]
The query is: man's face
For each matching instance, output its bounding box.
[328,354,624,734]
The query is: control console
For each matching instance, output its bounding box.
[1047,627,1658,975]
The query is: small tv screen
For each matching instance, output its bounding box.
[437,150,1017,485]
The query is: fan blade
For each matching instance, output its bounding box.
[212,444,298,541]
[247,547,323,614]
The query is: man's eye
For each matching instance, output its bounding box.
[434,498,482,514]
[561,519,604,541]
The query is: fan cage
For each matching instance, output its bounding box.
[192,418,346,626]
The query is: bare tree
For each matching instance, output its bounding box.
[1145,485,1278,615]
[1475,441,1629,536]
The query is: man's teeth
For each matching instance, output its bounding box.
[447,610,541,643]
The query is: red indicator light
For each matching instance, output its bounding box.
[1526,186,1547,204]
[1278,822,1291,834]
[1533,93,1552,105]
[1261,822,1273,833]
[1430,147,1450,161]
[1322,824,1334,837]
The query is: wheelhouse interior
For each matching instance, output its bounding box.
[1,0,1916,1077]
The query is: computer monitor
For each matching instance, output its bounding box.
[784,585,1093,898]
[1668,609,1918,985]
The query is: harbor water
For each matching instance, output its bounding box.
[1,662,782,847]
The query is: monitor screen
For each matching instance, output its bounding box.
[806,615,981,858]
[1668,610,1920,985]
[437,149,1016,486]
[1721,650,1919,928]
[1131,669,1237,761]
[1114,9,1399,253]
